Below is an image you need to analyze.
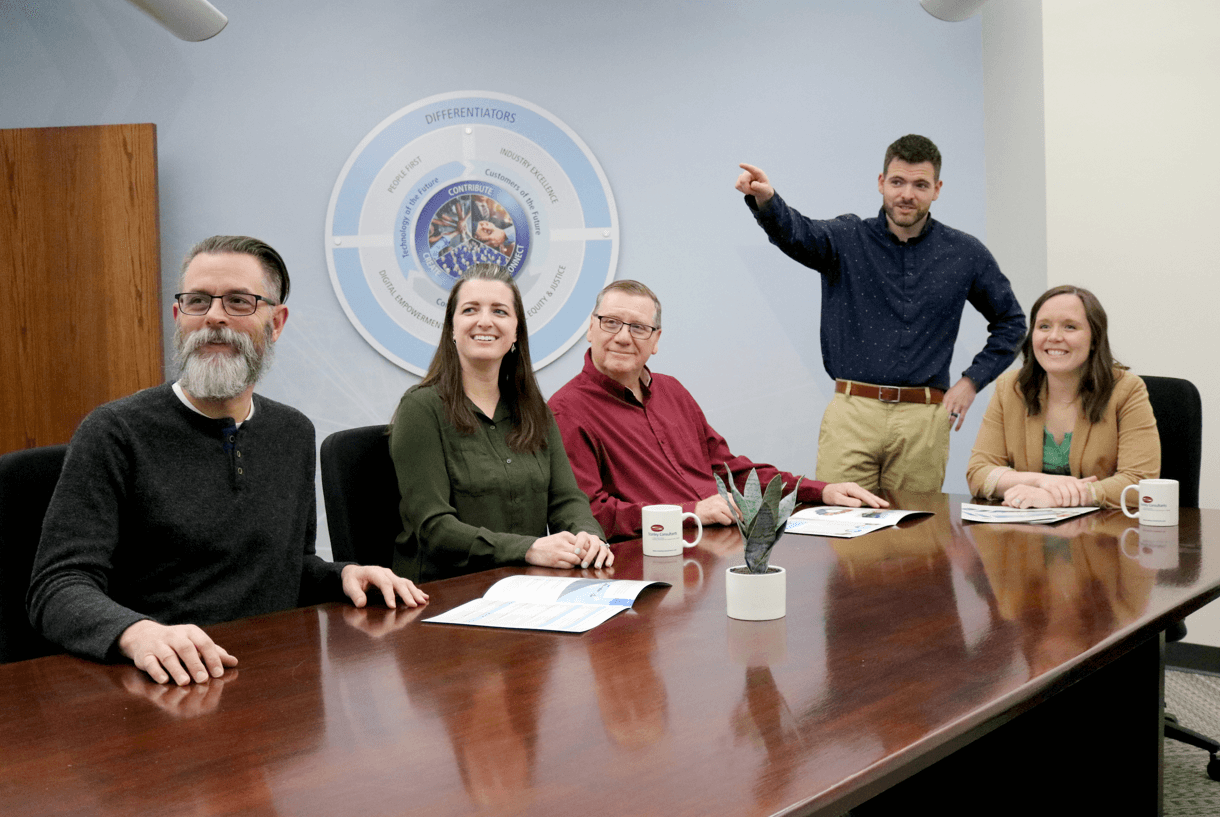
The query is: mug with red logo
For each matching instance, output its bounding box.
[641,504,703,556]
[1120,479,1179,527]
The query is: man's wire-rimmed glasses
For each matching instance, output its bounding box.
[175,292,274,317]
[594,314,658,339]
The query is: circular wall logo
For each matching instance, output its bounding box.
[325,91,619,374]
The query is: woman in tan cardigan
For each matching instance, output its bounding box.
[966,285,1159,509]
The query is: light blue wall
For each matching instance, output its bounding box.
[2,0,1006,558]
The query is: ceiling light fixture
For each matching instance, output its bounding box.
[920,0,989,23]
[124,0,228,41]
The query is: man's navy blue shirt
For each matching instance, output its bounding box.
[748,193,1025,392]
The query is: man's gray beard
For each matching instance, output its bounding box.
[174,324,274,401]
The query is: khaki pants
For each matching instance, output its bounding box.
[815,389,950,492]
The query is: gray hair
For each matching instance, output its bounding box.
[592,280,662,328]
[181,235,290,303]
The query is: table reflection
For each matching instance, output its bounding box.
[815,495,1013,752]
[6,498,1217,817]
[586,626,668,750]
[118,665,239,718]
[733,665,805,811]
[970,510,1157,676]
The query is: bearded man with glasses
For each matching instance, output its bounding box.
[29,235,426,687]
[549,280,885,541]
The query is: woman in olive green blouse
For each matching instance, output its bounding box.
[389,264,612,583]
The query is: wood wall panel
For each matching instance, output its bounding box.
[1,124,162,454]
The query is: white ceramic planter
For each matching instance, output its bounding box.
[725,565,786,621]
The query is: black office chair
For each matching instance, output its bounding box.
[1142,376,1202,507]
[320,425,403,568]
[0,444,68,664]
[1141,376,1219,779]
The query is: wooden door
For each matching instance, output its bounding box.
[1,124,163,453]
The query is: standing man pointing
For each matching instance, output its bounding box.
[736,134,1024,492]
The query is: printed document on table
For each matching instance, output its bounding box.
[784,507,932,538]
[959,504,1099,524]
[424,576,665,633]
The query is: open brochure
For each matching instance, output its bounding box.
[784,506,932,539]
[423,575,666,633]
[960,504,1099,524]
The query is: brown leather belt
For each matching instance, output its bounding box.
[835,380,944,405]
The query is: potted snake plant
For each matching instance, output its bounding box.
[715,467,802,621]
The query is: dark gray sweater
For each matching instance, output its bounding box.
[27,384,344,661]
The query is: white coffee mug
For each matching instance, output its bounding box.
[642,504,702,557]
[1120,479,1179,527]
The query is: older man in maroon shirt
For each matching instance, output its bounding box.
[548,280,886,541]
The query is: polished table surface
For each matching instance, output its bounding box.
[3,493,1219,816]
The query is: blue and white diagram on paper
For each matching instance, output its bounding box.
[326,91,619,374]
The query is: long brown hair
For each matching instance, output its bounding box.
[1016,285,1126,424]
[417,264,550,453]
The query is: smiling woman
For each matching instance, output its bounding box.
[966,285,1160,509]
[451,278,519,379]
[387,264,612,583]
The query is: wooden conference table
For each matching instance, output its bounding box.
[2,493,1219,816]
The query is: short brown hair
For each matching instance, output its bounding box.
[883,134,942,181]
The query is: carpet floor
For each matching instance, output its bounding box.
[1165,669,1220,815]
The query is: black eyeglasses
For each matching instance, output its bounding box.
[175,292,274,317]
[595,315,658,339]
